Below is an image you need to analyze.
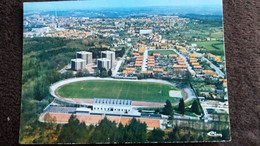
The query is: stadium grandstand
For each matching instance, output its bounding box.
[46,106,77,114]
[44,98,141,117]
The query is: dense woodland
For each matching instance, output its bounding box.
[21,37,103,143]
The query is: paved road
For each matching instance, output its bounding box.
[142,48,148,71]
[182,87,196,103]
[112,46,132,77]
[201,57,225,78]
[193,52,225,78]
[173,49,195,74]
[112,59,123,77]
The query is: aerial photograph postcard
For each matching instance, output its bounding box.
[20,0,231,144]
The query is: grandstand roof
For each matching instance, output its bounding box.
[93,98,132,106]
[76,108,91,112]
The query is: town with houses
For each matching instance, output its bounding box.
[24,14,227,101]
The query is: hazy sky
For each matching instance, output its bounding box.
[24,0,222,11]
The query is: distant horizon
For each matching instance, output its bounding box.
[24,0,223,12]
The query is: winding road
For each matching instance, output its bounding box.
[173,49,195,74]
[142,48,148,71]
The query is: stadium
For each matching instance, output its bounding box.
[40,77,188,129]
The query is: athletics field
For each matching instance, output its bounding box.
[57,80,182,103]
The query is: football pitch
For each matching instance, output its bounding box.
[57,80,182,103]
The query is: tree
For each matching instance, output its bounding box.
[162,100,173,117]
[184,71,192,85]
[33,114,59,143]
[117,123,126,143]
[101,70,108,77]
[148,128,165,142]
[33,78,49,101]
[180,135,189,141]
[155,108,160,114]
[82,69,90,76]
[137,73,145,79]
[64,71,73,79]
[168,126,180,142]
[94,68,100,76]
[124,118,147,142]
[76,70,84,77]
[189,136,195,141]
[57,115,88,143]
[221,128,231,140]
[108,69,112,76]
[178,98,185,115]
[89,117,118,143]
[198,135,203,141]
[191,99,203,115]
[116,47,126,57]
[150,73,153,78]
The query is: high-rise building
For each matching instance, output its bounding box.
[76,51,92,64]
[97,58,111,71]
[101,50,115,68]
[71,59,86,71]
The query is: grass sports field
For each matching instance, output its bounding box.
[148,50,176,56]
[57,80,182,103]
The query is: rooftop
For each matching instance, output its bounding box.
[77,51,92,54]
[173,64,188,68]
[169,54,177,57]
[71,58,86,62]
[97,58,110,61]
[138,48,145,53]
[189,53,198,58]
[93,98,132,106]
[153,68,163,72]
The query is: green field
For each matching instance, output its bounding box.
[194,41,224,50]
[210,32,224,39]
[192,40,225,56]
[148,50,176,56]
[57,80,181,103]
